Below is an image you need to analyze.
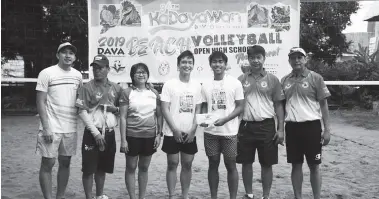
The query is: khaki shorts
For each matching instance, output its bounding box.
[36,130,77,158]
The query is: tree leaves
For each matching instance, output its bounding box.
[300,2,360,65]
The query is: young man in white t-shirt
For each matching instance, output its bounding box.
[36,42,82,199]
[160,50,202,199]
[201,51,245,199]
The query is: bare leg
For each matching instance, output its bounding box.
[180,152,195,199]
[166,153,179,198]
[242,163,253,195]
[291,163,303,199]
[56,155,71,199]
[309,164,321,199]
[82,172,94,199]
[261,164,273,198]
[224,156,238,199]
[208,155,220,199]
[39,157,56,199]
[125,155,138,199]
[95,171,106,197]
[138,155,152,199]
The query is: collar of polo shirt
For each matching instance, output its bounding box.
[248,68,267,77]
[290,68,310,78]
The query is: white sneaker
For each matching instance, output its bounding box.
[244,194,254,199]
[96,195,109,199]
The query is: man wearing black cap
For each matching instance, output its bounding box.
[36,42,82,199]
[282,47,331,199]
[75,54,123,199]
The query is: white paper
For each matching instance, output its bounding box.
[196,113,219,125]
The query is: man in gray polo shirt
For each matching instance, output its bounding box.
[282,47,331,199]
[237,45,285,199]
[76,55,123,199]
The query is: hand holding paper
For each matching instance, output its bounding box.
[196,113,219,127]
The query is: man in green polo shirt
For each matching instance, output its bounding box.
[237,45,285,199]
[282,47,331,199]
[76,54,123,199]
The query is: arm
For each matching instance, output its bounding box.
[161,101,183,142]
[78,109,101,137]
[214,99,245,126]
[156,102,163,135]
[184,103,202,143]
[201,102,208,114]
[320,99,331,146]
[274,100,285,132]
[119,104,129,152]
[36,91,53,142]
[153,102,163,148]
[78,109,106,150]
[273,100,285,145]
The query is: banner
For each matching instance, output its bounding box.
[88,0,300,83]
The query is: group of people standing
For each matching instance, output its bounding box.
[35,42,331,199]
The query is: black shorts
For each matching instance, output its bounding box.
[285,120,322,165]
[161,136,198,155]
[82,128,116,174]
[126,136,156,157]
[236,118,278,166]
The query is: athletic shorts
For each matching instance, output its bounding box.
[126,136,156,157]
[204,133,238,158]
[36,130,77,158]
[82,128,116,174]
[161,136,198,155]
[236,118,278,165]
[285,120,322,165]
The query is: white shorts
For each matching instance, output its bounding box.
[36,130,77,158]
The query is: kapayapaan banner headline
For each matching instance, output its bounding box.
[88,0,300,83]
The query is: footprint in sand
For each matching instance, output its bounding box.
[275,174,284,179]
[15,190,41,199]
[330,161,341,165]
[335,194,347,199]
[352,192,363,197]
[359,160,369,165]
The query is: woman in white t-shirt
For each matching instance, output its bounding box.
[119,63,162,199]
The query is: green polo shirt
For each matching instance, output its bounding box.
[238,70,284,121]
[76,79,123,129]
[281,69,331,122]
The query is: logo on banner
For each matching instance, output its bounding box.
[247,2,291,32]
[148,1,242,34]
[99,0,142,34]
[110,60,127,74]
[158,61,170,76]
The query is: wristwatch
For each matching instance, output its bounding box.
[157,131,163,137]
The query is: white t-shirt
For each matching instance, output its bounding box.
[36,65,82,133]
[160,78,202,136]
[201,75,244,136]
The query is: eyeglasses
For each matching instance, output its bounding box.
[134,71,147,76]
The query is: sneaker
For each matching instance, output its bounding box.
[96,195,109,199]
[244,194,254,199]
[261,197,269,199]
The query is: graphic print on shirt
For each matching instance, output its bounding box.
[211,88,227,111]
[302,81,309,88]
[179,92,194,113]
[243,79,251,89]
[260,81,268,88]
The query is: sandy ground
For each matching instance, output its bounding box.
[1,112,379,199]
